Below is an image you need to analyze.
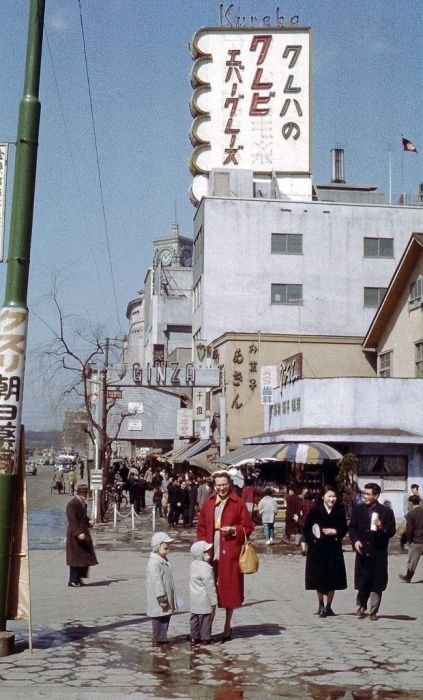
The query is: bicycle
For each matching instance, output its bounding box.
[104,483,128,517]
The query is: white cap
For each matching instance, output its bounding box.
[190,541,213,558]
[151,531,175,549]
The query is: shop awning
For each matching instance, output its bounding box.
[173,439,211,463]
[219,444,282,467]
[219,442,343,467]
[188,448,220,473]
[161,444,191,462]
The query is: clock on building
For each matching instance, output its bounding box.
[180,247,192,267]
[159,248,172,266]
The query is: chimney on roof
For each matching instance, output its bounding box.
[331,146,345,183]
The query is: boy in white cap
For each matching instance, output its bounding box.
[189,540,217,647]
[146,531,177,648]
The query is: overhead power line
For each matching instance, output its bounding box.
[43,24,109,308]
[77,0,122,332]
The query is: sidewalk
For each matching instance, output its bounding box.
[2,524,423,699]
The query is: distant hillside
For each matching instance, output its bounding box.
[25,430,62,451]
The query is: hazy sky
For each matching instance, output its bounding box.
[0,0,421,430]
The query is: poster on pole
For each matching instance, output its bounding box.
[0,144,9,262]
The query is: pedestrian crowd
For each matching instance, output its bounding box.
[64,466,423,651]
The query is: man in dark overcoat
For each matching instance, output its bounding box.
[66,483,98,587]
[349,482,396,619]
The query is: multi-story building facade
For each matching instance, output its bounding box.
[142,224,193,365]
[192,168,423,448]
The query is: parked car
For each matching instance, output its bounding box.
[25,461,37,476]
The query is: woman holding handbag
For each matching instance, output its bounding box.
[196,470,254,642]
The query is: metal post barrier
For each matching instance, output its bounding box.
[131,504,135,531]
[113,503,117,529]
[152,507,156,532]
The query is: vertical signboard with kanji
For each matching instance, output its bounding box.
[0,308,27,473]
[177,408,193,438]
[261,365,277,405]
[189,27,311,203]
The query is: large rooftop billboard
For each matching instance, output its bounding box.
[189,27,311,204]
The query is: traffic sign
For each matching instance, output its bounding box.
[90,470,103,491]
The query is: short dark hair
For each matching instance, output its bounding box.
[411,483,419,490]
[409,495,421,506]
[364,482,381,497]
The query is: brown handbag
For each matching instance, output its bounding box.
[239,530,259,574]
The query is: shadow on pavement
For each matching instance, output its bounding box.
[32,614,148,649]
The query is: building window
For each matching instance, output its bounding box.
[271,284,303,305]
[193,278,202,312]
[416,342,423,378]
[379,351,392,377]
[363,237,393,258]
[364,287,387,308]
[409,274,423,310]
[271,233,303,254]
[357,455,407,478]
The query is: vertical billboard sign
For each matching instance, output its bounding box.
[0,144,8,261]
[189,27,311,204]
[177,408,193,437]
[261,365,277,405]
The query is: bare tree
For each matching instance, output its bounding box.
[34,283,130,518]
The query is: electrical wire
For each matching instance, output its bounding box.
[43,23,109,308]
[77,0,122,333]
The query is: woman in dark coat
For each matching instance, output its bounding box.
[66,483,98,587]
[285,486,302,542]
[304,485,347,617]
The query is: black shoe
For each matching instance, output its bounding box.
[68,582,80,588]
[318,604,326,618]
[325,606,336,616]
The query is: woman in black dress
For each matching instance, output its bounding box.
[304,485,347,617]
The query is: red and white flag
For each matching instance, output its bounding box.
[402,137,418,153]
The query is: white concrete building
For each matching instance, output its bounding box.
[192,169,423,448]
[143,225,193,365]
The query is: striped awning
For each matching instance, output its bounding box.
[173,439,211,463]
[219,442,343,467]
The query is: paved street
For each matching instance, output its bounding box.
[1,470,423,699]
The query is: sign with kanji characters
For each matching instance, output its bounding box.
[189,27,311,203]
[177,408,193,437]
[107,388,123,400]
[128,419,142,432]
[0,307,27,474]
[193,388,207,420]
[261,365,278,405]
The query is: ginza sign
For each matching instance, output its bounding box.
[190,28,310,176]
[131,362,220,388]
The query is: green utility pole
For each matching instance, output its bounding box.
[0,0,45,647]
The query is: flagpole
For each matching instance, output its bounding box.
[401,148,404,203]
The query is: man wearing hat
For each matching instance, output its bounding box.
[146,532,177,647]
[66,483,98,587]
